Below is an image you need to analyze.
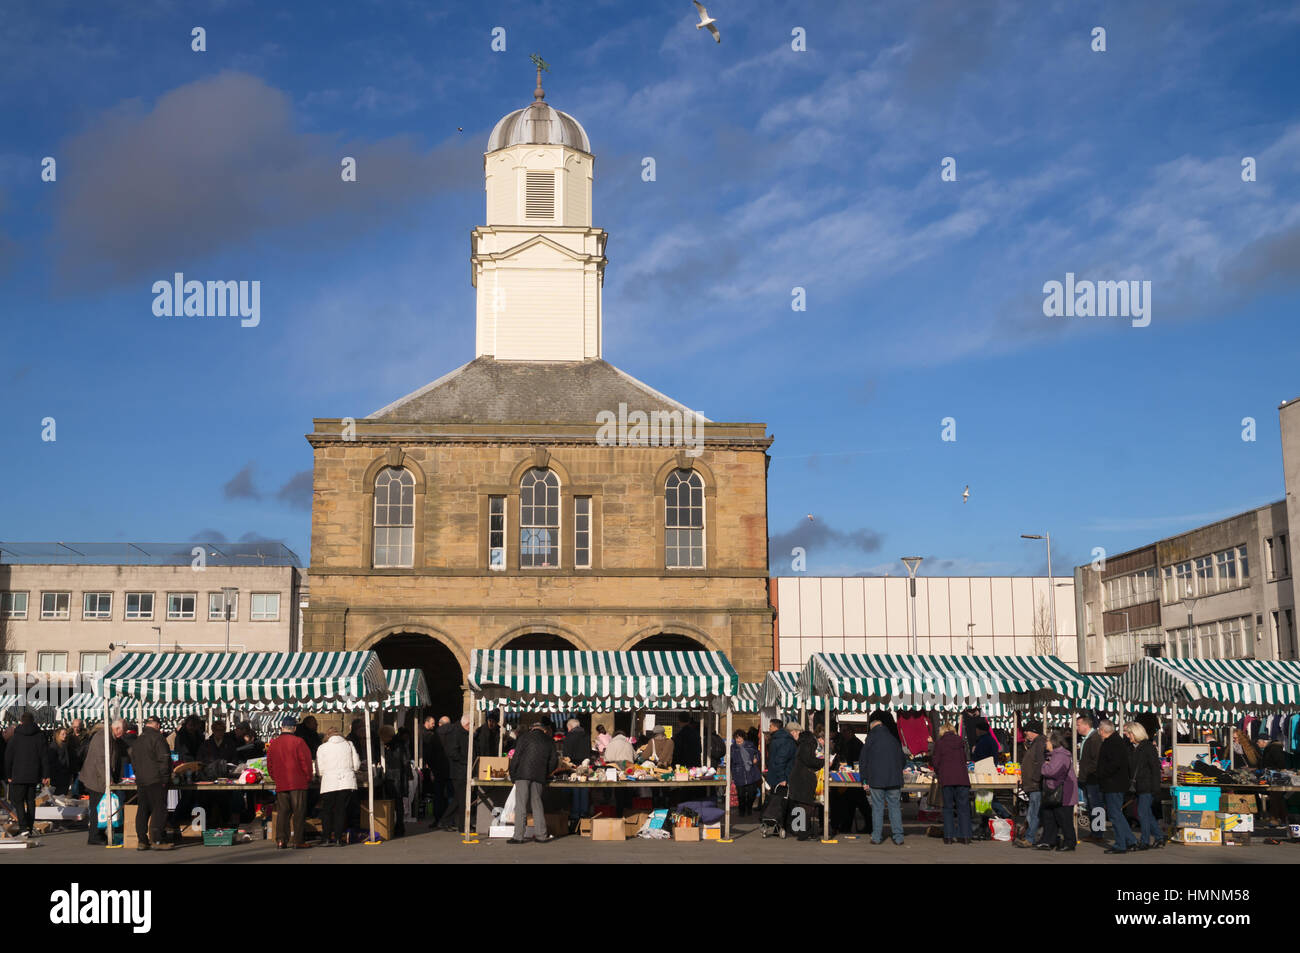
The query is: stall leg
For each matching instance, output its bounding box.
[364,713,378,844]
[463,704,476,839]
[724,709,733,842]
[104,697,117,848]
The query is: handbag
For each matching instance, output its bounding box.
[1041,777,1063,808]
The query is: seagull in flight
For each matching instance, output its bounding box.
[693,1,721,42]
[962,485,970,503]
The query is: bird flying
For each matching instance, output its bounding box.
[962,485,970,504]
[693,1,721,42]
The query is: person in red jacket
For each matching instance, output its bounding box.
[267,715,314,849]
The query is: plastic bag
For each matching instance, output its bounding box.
[988,817,1013,841]
[974,789,994,815]
[97,793,123,830]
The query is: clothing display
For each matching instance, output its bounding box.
[896,713,932,757]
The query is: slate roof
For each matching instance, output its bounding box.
[366,358,707,425]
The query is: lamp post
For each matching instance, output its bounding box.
[151,626,161,653]
[1021,534,1058,655]
[1181,588,1198,659]
[222,588,238,653]
[901,557,923,653]
[966,622,976,656]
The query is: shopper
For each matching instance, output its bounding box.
[562,719,594,832]
[316,727,360,847]
[475,712,500,758]
[674,714,702,768]
[508,721,558,844]
[380,725,410,838]
[766,720,797,790]
[730,730,761,816]
[969,718,999,763]
[860,714,906,846]
[1037,729,1078,852]
[1015,719,1046,848]
[1075,715,1103,841]
[642,726,674,766]
[3,712,49,837]
[1097,719,1136,854]
[172,716,205,762]
[437,714,470,831]
[294,715,323,757]
[267,715,314,849]
[132,716,174,851]
[1126,722,1163,850]
[595,724,611,755]
[787,725,824,841]
[931,722,971,844]
[602,729,637,763]
[79,719,128,846]
[48,727,74,795]
[830,728,867,836]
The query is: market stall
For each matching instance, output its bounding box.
[466,649,739,841]
[92,651,390,848]
[797,652,1088,842]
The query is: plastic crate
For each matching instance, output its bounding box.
[202,828,236,847]
[1173,786,1221,811]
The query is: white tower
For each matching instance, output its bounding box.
[472,65,606,361]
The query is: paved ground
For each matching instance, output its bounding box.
[4,818,1296,864]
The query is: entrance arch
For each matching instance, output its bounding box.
[502,632,579,651]
[369,632,464,719]
[628,632,708,652]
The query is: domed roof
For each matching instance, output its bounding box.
[487,100,590,154]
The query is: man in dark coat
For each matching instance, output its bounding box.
[474,713,500,758]
[829,728,867,836]
[1096,719,1136,854]
[421,715,450,826]
[1075,715,1103,840]
[787,727,824,841]
[196,721,241,828]
[437,715,470,831]
[508,721,559,843]
[294,716,323,757]
[1015,720,1046,848]
[673,714,701,769]
[3,713,50,836]
[859,716,906,845]
[562,719,593,832]
[132,716,175,851]
[765,720,797,788]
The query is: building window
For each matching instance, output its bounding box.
[525,171,555,219]
[1280,535,1291,577]
[519,468,560,568]
[1,592,28,619]
[1221,617,1245,658]
[251,592,280,621]
[1173,562,1193,601]
[1197,622,1220,658]
[373,466,415,568]
[574,496,591,569]
[1216,548,1238,589]
[80,652,108,673]
[0,652,25,672]
[40,592,71,620]
[1162,566,1176,604]
[125,592,154,620]
[1195,556,1216,596]
[665,468,705,569]
[208,591,237,622]
[81,592,113,620]
[36,652,68,672]
[167,592,197,620]
[488,495,506,571]
[1238,545,1249,582]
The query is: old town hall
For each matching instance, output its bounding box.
[302,75,774,716]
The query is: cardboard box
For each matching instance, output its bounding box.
[1173,786,1221,811]
[1218,813,1254,832]
[1222,793,1258,814]
[702,824,722,841]
[673,826,700,842]
[1178,827,1221,845]
[1177,810,1218,829]
[591,817,626,841]
[1224,832,1252,846]
[622,812,647,836]
[477,756,509,781]
[360,799,396,841]
[579,818,593,838]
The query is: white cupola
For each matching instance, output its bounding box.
[472,67,607,361]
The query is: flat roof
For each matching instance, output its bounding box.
[0,542,301,568]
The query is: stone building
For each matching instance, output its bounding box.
[301,78,773,717]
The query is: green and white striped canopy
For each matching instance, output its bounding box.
[1114,656,1300,711]
[0,695,57,727]
[733,682,763,713]
[97,652,389,705]
[1057,674,1232,724]
[469,650,738,711]
[313,668,430,712]
[56,692,209,726]
[800,653,1086,709]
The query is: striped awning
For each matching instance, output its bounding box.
[1114,656,1300,711]
[312,668,429,712]
[97,652,389,705]
[56,692,210,725]
[0,695,58,727]
[468,650,738,710]
[733,682,763,713]
[800,653,1087,709]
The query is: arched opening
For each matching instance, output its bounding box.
[629,632,706,652]
[502,632,578,652]
[370,632,464,721]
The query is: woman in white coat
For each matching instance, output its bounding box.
[316,728,361,847]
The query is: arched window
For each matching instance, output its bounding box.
[373,467,414,568]
[519,467,560,568]
[665,469,704,569]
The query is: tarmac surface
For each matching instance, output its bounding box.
[4,817,1296,864]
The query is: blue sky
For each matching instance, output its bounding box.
[2,0,1298,576]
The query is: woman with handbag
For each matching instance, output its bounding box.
[931,723,971,844]
[1037,730,1077,852]
[1125,722,1163,850]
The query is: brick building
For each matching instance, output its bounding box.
[301,79,774,716]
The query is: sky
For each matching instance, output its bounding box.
[1,0,1298,578]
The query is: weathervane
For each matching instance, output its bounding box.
[530,52,550,101]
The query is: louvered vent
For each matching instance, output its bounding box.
[525,171,555,219]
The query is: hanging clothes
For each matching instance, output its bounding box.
[896,713,932,758]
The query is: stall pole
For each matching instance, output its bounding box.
[364,711,378,844]
[1171,709,1180,783]
[700,718,706,768]
[1012,710,1019,762]
[724,708,733,842]
[463,703,476,837]
[800,700,807,731]
[821,710,834,844]
[413,712,421,817]
[104,696,116,848]
[1070,707,1078,832]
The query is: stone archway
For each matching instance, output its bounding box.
[502,632,579,651]
[628,632,708,652]
[368,631,465,719]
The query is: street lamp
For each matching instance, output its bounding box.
[1021,534,1058,655]
[966,622,976,656]
[901,557,923,653]
[1181,588,1198,659]
[222,587,238,653]
[151,625,162,653]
